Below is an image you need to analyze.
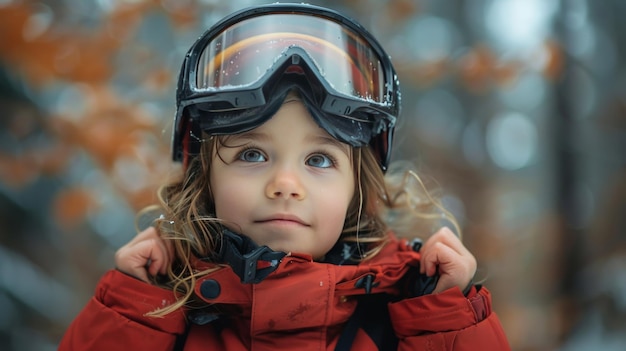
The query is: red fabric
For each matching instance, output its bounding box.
[58,270,187,350]
[389,286,509,350]
[59,235,511,350]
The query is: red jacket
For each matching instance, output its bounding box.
[59,237,510,350]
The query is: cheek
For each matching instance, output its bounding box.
[320,186,354,232]
[213,183,247,219]
[210,167,249,220]
[327,209,348,234]
[315,191,353,257]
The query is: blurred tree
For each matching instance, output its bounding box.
[0,1,625,350]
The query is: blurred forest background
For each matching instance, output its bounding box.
[1,0,625,350]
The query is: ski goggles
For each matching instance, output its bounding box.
[172,3,400,171]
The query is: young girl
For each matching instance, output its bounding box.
[59,3,510,350]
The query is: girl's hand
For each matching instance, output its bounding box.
[114,226,173,284]
[419,227,477,294]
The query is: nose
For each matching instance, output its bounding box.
[265,167,306,200]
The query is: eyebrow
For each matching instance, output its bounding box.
[225,131,270,144]
[229,131,351,155]
[307,134,351,155]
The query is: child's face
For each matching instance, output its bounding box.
[209,96,355,259]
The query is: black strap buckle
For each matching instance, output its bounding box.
[354,274,380,294]
[219,228,286,284]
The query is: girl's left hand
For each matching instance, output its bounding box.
[419,227,477,294]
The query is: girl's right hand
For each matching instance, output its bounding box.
[114,226,173,284]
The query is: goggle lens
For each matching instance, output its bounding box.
[194,14,386,104]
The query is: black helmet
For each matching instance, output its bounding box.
[172,3,401,171]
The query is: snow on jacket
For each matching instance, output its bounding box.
[59,235,511,350]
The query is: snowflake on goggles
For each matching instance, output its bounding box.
[172,3,401,172]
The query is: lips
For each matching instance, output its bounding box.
[255,214,309,226]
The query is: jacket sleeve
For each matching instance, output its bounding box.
[58,269,187,351]
[389,285,511,351]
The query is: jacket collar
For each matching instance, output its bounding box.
[193,235,420,303]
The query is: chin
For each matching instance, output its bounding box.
[269,244,315,257]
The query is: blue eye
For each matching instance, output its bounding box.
[307,154,334,168]
[239,148,266,162]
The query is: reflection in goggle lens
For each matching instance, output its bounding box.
[195,14,386,103]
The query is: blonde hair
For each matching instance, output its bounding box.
[141,135,459,316]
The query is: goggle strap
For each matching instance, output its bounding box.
[182,120,190,170]
[182,118,203,170]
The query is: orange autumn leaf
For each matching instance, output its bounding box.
[457,44,497,93]
[387,0,420,23]
[37,145,73,176]
[0,153,39,187]
[126,187,159,211]
[493,61,522,88]
[410,59,451,88]
[542,40,565,81]
[52,188,97,226]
